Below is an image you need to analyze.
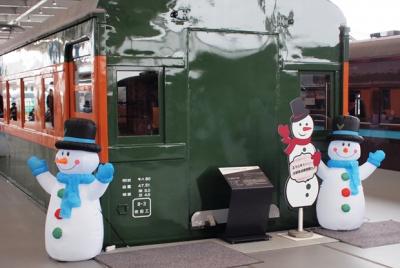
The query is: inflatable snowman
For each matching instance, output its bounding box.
[278,98,320,208]
[27,118,114,261]
[316,115,385,230]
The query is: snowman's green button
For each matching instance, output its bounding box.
[52,227,62,239]
[57,189,64,199]
[341,204,351,213]
[341,173,350,181]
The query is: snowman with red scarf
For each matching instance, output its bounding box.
[27,118,114,261]
[316,115,385,230]
[278,98,321,209]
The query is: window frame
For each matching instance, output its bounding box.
[349,87,400,131]
[22,76,41,131]
[298,70,337,137]
[42,75,56,134]
[66,37,95,121]
[7,79,23,127]
[0,81,6,123]
[110,66,165,145]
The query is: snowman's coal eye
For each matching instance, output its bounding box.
[305,123,308,126]
[342,142,345,146]
[61,151,64,156]
[347,143,350,147]
[67,152,70,156]
[299,123,302,126]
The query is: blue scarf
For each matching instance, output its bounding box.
[56,173,95,219]
[327,160,360,195]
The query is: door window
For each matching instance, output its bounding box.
[117,70,160,136]
[300,73,332,130]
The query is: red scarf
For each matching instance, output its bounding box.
[278,124,311,155]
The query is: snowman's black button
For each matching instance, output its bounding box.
[305,193,309,197]
[306,183,311,190]
[302,148,306,152]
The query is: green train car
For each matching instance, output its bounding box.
[0,0,348,247]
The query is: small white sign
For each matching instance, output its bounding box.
[132,198,151,218]
[289,153,317,182]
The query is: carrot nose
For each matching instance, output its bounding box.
[55,157,68,164]
[303,127,312,131]
[343,147,349,153]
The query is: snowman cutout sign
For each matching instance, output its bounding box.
[316,115,385,230]
[27,118,114,261]
[278,98,320,237]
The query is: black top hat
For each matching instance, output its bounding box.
[55,118,100,152]
[290,97,309,122]
[329,115,364,143]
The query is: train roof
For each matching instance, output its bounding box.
[350,35,400,61]
[0,0,100,55]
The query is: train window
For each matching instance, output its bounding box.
[380,89,400,125]
[350,88,400,128]
[9,80,20,122]
[44,78,54,129]
[70,40,93,115]
[23,77,38,126]
[72,41,91,58]
[117,70,160,136]
[1,82,5,120]
[73,56,93,114]
[300,73,332,130]
[0,92,3,119]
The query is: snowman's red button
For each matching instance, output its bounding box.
[54,208,62,220]
[341,188,351,197]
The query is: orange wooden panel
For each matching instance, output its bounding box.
[94,56,109,163]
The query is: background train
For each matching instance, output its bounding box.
[349,33,400,171]
[0,0,348,247]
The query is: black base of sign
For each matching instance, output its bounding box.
[221,234,271,244]
[219,167,274,245]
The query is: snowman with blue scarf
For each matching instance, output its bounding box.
[316,115,385,230]
[27,118,114,261]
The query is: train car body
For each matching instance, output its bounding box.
[0,0,347,247]
[349,35,400,171]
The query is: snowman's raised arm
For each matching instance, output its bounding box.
[87,163,114,200]
[316,160,330,181]
[27,156,58,194]
[360,150,385,181]
[36,172,58,194]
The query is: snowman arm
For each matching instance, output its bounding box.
[27,156,57,194]
[36,172,58,194]
[87,163,114,200]
[316,160,329,180]
[87,180,110,200]
[359,162,377,181]
[360,150,385,181]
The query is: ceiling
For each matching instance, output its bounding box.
[0,0,82,46]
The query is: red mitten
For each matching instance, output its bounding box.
[278,124,291,144]
[312,151,321,166]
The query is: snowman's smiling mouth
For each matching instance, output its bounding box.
[299,133,306,137]
[335,151,356,159]
[58,164,78,171]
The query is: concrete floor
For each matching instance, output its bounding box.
[0,168,399,268]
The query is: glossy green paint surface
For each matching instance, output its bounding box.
[0,0,348,247]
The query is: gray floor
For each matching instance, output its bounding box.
[0,168,399,268]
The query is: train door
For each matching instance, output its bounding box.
[186,29,281,228]
[103,61,188,246]
[66,39,95,121]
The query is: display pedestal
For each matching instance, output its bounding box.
[219,166,274,244]
[288,207,313,238]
